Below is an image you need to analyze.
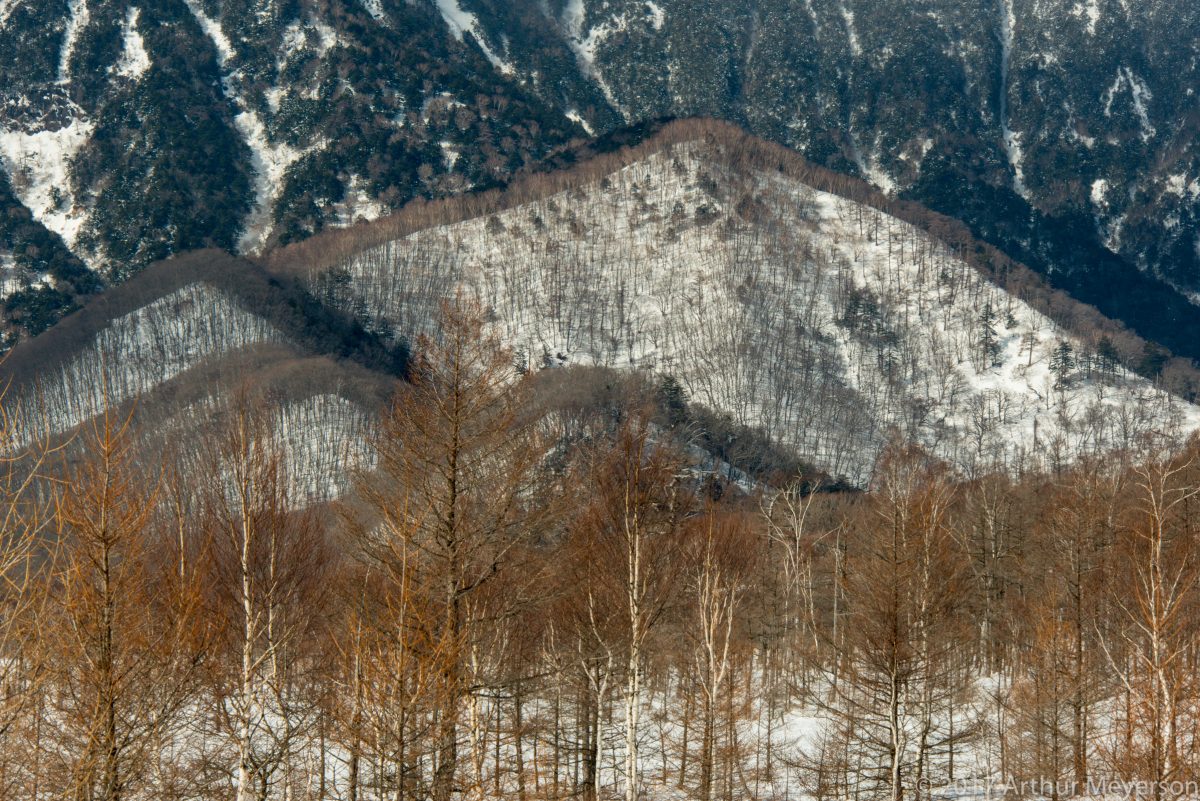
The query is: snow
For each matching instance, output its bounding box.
[645,1,665,30]
[566,108,595,136]
[183,0,235,68]
[0,120,93,249]
[1126,69,1156,140]
[359,0,383,21]
[998,0,1029,200]
[263,85,284,113]
[113,7,150,80]
[233,110,315,253]
[1072,0,1100,34]
[1164,173,1200,200]
[330,175,387,227]
[562,0,629,119]
[182,1,325,253]
[1091,178,1109,206]
[434,0,515,75]
[439,140,460,171]
[849,135,896,194]
[1102,67,1156,141]
[326,141,1200,482]
[1002,128,1030,199]
[0,0,19,29]
[56,0,89,84]
[839,1,861,57]
[311,17,337,54]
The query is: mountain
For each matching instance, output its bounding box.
[9,122,1197,488]
[1,0,1198,364]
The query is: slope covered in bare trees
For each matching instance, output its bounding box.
[289,122,1200,483]
[6,298,1200,801]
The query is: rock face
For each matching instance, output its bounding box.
[1,0,1198,358]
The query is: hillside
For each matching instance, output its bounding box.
[1,0,1198,364]
[1,249,399,500]
[285,122,1200,483]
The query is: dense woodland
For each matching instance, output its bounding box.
[2,298,1200,801]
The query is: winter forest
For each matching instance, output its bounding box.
[4,296,1200,801]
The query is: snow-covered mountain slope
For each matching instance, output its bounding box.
[2,0,1199,368]
[307,133,1200,482]
[1,250,393,501]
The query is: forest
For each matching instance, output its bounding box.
[2,297,1200,801]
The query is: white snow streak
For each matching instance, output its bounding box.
[183,0,235,68]
[435,0,515,75]
[1126,70,1156,140]
[57,0,90,84]
[839,1,861,57]
[182,0,324,253]
[234,110,315,253]
[562,0,629,119]
[566,109,595,136]
[0,121,93,248]
[1085,0,1099,34]
[113,7,150,79]
[998,0,1030,200]
[1102,67,1157,141]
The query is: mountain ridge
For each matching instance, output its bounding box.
[2,0,1198,365]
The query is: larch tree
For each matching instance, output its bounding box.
[348,295,544,801]
[44,406,204,801]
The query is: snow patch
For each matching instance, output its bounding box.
[1164,174,1200,200]
[0,0,20,29]
[565,109,595,136]
[264,86,284,113]
[234,111,319,254]
[57,0,90,84]
[997,0,1029,200]
[439,140,460,171]
[1071,0,1100,34]
[183,0,234,69]
[1091,178,1109,206]
[360,0,383,21]
[0,120,93,249]
[331,176,387,227]
[562,0,629,119]
[645,1,665,30]
[839,2,861,56]
[1003,128,1030,199]
[113,7,150,80]
[311,18,337,54]
[435,0,515,75]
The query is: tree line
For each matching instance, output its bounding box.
[3,298,1200,801]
